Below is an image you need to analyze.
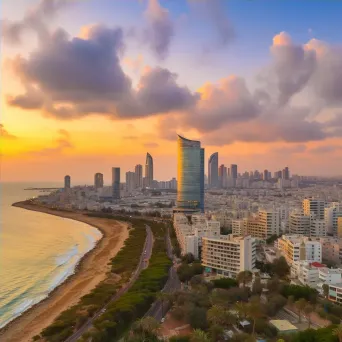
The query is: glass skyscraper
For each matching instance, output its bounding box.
[208,152,219,188]
[145,153,153,187]
[176,135,205,212]
[112,167,120,199]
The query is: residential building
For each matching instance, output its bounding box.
[289,212,310,235]
[208,152,219,189]
[310,218,326,237]
[201,234,256,278]
[134,164,143,188]
[303,199,325,220]
[176,135,204,213]
[112,167,120,199]
[64,175,71,189]
[328,283,342,304]
[145,153,153,187]
[94,173,104,189]
[320,237,342,264]
[232,219,244,235]
[125,171,135,195]
[277,235,322,265]
[231,164,238,180]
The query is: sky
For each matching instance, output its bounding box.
[1,0,342,183]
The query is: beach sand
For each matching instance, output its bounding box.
[0,202,129,342]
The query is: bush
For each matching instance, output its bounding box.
[281,284,318,303]
[211,277,238,289]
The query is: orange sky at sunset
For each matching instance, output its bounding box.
[2,0,342,183]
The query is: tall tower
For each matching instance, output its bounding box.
[112,167,120,200]
[145,153,153,188]
[230,164,238,179]
[208,152,219,189]
[64,175,71,189]
[134,164,143,188]
[94,173,104,189]
[176,135,204,213]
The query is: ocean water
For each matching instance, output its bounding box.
[0,183,102,328]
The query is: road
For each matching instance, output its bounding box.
[144,224,181,321]
[65,225,153,342]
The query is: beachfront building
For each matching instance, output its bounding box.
[201,234,256,278]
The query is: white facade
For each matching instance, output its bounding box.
[289,212,310,235]
[201,234,256,278]
[303,199,325,220]
[310,218,326,237]
[277,235,322,265]
[232,219,244,235]
[258,209,280,238]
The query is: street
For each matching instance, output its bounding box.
[65,225,153,342]
[144,225,181,321]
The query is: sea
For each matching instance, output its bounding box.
[0,182,103,329]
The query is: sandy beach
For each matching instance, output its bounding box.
[0,202,129,342]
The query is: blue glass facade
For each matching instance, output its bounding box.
[208,152,219,188]
[177,135,205,212]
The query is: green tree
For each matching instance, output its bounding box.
[237,271,253,289]
[182,253,195,264]
[322,284,329,299]
[247,301,265,335]
[132,316,160,337]
[190,329,210,342]
[207,305,236,328]
[271,256,290,278]
[333,324,342,342]
[208,324,224,342]
[252,276,263,296]
[235,302,249,319]
[294,298,307,323]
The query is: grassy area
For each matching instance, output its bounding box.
[81,221,172,341]
[38,217,148,342]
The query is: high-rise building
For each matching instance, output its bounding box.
[134,164,143,188]
[282,166,290,180]
[303,199,325,220]
[94,173,104,189]
[145,153,153,188]
[176,135,204,212]
[112,167,120,199]
[230,164,238,179]
[126,171,135,195]
[289,212,310,235]
[263,169,268,181]
[208,152,219,188]
[64,175,71,189]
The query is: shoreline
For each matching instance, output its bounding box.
[0,201,129,342]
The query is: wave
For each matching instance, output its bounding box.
[55,244,79,267]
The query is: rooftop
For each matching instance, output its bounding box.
[269,320,298,332]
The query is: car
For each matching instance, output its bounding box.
[161,317,165,323]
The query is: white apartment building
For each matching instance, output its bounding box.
[310,218,326,237]
[258,209,280,238]
[232,219,244,235]
[201,234,256,278]
[277,235,322,265]
[319,237,342,264]
[173,213,220,258]
[328,283,342,305]
[289,212,310,235]
[324,203,341,235]
[303,199,325,220]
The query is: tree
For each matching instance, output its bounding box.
[182,253,195,264]
[252,276,263,296]
[207,305,236,328]
[190,329,210,342]
[322,284,329,299]
[304,303,314,329]
[287,295,295,307]
[237,271,253,289]
[211,278,238,289]
[271,256,290,278]
[132,316,160,337]
[294,298,307,323]
[177,264,193,283]
[188,307,208,330]
[235,302,249,319]
[246,301,265,335]
[208,324,224,342]
[267,276,281,293]
[333,324,342,342]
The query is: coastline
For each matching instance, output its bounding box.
[0,201,129,342]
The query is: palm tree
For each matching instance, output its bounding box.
[246,301,264,335]
[304,304,314,328]
[207,305,226,326]
[190,329,210,342]
[132,317,160,338]
[237,271,253,289]
[235,301,249,319]
[294,298,307,323]
[333,324,342,342]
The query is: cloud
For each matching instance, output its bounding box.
[26,129,73,157]
[143,142,159,148]
[1,0,74,44]
[271,144,307,154]
[7,24,196,119]
[309,145,340,154]
[0,124,17,140]
[144,0,174,59]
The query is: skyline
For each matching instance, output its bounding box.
[2,0,342,182]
